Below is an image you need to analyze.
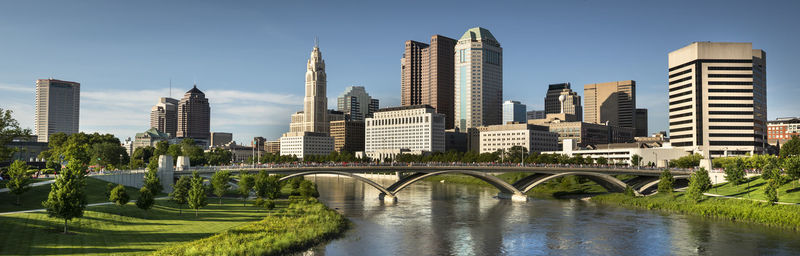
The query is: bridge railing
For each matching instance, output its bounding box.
[172,162,700,173]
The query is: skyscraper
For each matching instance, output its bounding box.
[668,42,766,156]
[177,85,210,142]
[337,86,379,121]
[35,79,80,142]
[544,83,570,115]
[454,27,503,130]
[150,97,178,137]
[635,108,648,137]
[401,35,457,129]
[304,44,329,134]
[503,100,526,123]
[583,80,636,128]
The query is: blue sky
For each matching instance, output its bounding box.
[1,0,798,144]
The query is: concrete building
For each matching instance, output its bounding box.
[280,132,334,159]
[454,27,503,130]
[35,79,80,142]
[477,123,559,154]
[503,100,527,124]
[668,42,767,157]
[365,105,445,160]
[330,120,365,153]
[133,128,171,149]
[529,118,635,148]
[337,86,379,121]
[122,137,134,157]
[635,108,649,137]
[177,85,210,142]
[303,44,329,134]
[445,129,468,152]
[527,110,546,120]
[265,140,281,154]
[544,83,569,114]
[210,132,233,147]
[328,110,345,122]
[401,35,457,129]
[544,139,689,167]
[768,117,800,146]
[584,80,636,128]
[280,44,335,158]
[4,136,48,164]
[211,142,260,163]
[150,97,178,137]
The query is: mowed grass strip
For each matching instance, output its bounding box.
[710,177,800,204]
[0,177,144,213]
[0,199,267,255]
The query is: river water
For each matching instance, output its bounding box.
[303,175,800,255]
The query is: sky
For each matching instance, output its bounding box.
[1,0,798,144]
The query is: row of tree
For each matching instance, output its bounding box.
[130,139,232,169]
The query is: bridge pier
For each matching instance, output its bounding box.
[378,193,398,203]
[497,192,529,202]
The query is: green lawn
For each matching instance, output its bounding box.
[710,177,800,204]
[0,198,271,255]
[0,177,144,213]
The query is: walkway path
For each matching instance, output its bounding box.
[0,197,170,216]
[703,192,799,206]
[0,179,55,193]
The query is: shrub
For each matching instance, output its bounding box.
[110,184,129,207]
[657,169,674,194]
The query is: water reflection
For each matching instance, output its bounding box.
[303,175,800,256]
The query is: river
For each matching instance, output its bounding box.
[302,175,800,255]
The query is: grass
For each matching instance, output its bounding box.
[0,177,53,188]
[0,198,269,255]
[423,173,608,198]
[153,198,348,256]
[709,176,800,204]
[0,177,146,213]
[593,192,800,230]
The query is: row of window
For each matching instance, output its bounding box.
[709,96,752,101]
[709,126,754,130]
[708,81,752,85]
[709,118,753,123]
[669,76,691,85]
[708,89,753,93]
[709,133,758,137]
[670,112,692,119]
[670,120,693,126]
[669,59,752,72]
[708,74,752,78]
[670,105,692,113]
[709,111,753,115]
[669,90,692,99]
[709,141,760,146]
[708,66,751,71]
[669,83,692,92]
[669,69,692,78]
[709,104,753,108]
[670,98,692,105]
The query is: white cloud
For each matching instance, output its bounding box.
[0,83,34,93]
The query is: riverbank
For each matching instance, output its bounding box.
[592,193,800,230]
[152,198,349,256]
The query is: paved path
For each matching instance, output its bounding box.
[0,197,170,216]
[703,192,799,205]
[0,179,55,193]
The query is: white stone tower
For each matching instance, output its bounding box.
[304,42,329,134]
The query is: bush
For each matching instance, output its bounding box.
[686,168,711,202]
[657,169,674,194]
[723,157,746,185]
[110,184,130,206]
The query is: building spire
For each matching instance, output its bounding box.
[314,36,319,48]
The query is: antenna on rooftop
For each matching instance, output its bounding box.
[169,78,172,98]
[314,36,319,48]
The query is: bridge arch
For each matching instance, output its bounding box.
[278,171,394,196]
[387,170,524,195]
[638,175,690,195]
[516,172,633,195]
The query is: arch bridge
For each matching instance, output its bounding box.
[183,166,694,202]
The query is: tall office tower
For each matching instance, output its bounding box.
[544,83,570,114]
[150,97,178,137]
[454,27,503,130]
[635,108,648,137]
[304,44,329,134]
[177,85,211,141]
[401,35,457,129]
[502,100,527,123]
[526,110,546,120]
[668,42,766,157]
[35,79,80,142]
[337,86,379,121]
[584,80,636,128]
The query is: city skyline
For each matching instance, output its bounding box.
[1,1,799,143]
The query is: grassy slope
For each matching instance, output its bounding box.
[0,177,145,213]
[593,192,800,230]
[0,199,269,255]
[153,199,348,256]
[710,177,800,204]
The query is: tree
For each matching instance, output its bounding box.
[765,178,779,204]
[782,156,800,185]
[723,157,746,185]
[104,182,115,201]
[686,168,712,202]
[131,146,155,168]
[187,171,208,216]
[298,180,319,198]
[596,157,608,165]
[90,141,128,169]
[657,169,675,194]
[154,141,170,157]
[254,171,281,200]
[238,172,255,206]
[670,154,703,168]
[42,160,88,234]
[136,187,155,213]
[6,160,31,205]
[205,148,232,166]
[167,144,183,164]
[143,160,163,195]
[780,136,800,157]
[171,176,191,215]
[623,185,635,197]
[211,170,231,205]
[0,108,32,163]
[110,184,130,207]
[630,154,643,167]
